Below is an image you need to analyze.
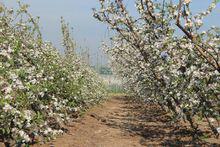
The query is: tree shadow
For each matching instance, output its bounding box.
[100,96,220,146]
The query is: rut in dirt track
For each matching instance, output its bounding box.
[36,96,220,147]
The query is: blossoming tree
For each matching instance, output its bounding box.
[94,0,220,137]
[0,2,106,145]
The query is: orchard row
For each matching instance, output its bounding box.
[0,3,106,145]
[94,0,220,136]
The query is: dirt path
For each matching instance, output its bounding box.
[35,96,220,147]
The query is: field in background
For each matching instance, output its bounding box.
[100,75,124,94]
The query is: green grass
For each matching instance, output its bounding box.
[107,84,125,94]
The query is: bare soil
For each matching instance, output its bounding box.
[2,96,220,147]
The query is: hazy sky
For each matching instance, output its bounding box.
[1,0,220,65]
